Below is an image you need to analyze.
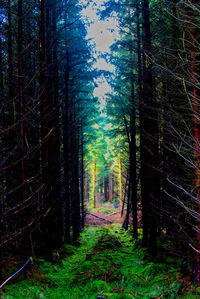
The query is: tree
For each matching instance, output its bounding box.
[0,0,95,278]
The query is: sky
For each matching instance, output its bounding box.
[81,0,119,102]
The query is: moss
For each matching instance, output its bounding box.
[2,225,198,298]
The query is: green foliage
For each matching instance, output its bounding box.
[2,226,198,298]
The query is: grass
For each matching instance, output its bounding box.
[1,225,200,298]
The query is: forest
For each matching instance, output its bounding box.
[0,0,200,297]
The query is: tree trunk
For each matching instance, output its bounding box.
[0,36,3,282]
[51,3,63,248]
[141,0,158,256]
[123,172,131,230]
[93,161,96,208]
[0,35,3,95]
[80,126,85,228]
[18,0,25,212]
[39,0,53,261]
[104,176,108,202]
[71,110,80,242]
[8,0,14,104]
[188,5,200,278]
[121,171,128,217]
[63,44,71,243]
[119,156,123,210]
[130,81,138,239]
[108,163,112,203]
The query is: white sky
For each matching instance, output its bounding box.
[81,0,119,101]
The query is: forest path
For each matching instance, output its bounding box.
[85,207,142,228]
[85,209,126,226]
[3,225,195,298]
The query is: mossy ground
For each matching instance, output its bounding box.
[1,225,199,298]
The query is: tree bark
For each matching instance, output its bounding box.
[141,0,158,256]
[18,0,25,209]
[51,3,63,248]
[39,0,53,261]
[119,156,123,210]
[93,161,96,208]
[187,4,200,277]
[63,28,71,243]
[130,80,138,239]
[80,126,85,228]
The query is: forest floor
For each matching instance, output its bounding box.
[1,210,200,298]
[85,202,142,227]
[85,209,125,226]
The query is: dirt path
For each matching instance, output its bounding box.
[85,208,142,228]
[85,209,126,226]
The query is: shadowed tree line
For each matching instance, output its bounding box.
[0,0,97,282]
[99,0,200,281]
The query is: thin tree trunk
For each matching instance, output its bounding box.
[119,156,123,210]
[39,0,53,261]
[123,172,131,230]
[71,110,80,242]
[130,80,138,239]
[51,4,63,247]
[18,0,25,210]
[108,162,112,203]
[0,36,3,282]
[138,0,148,247]
[80,126,85,228]
[93,161,96,208]
[8,0,14,104]
[121,171,128,217]
[104,175,108,202]
[141,0,158,256]
[63,48,71,243]
[188,5,200,273]
[0,35,3,95]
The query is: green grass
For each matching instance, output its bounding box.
[2,225,199,298]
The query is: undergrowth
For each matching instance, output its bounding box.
[2,225,199,298]
[88,202,117,214]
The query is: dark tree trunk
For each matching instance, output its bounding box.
[17,0,31,264]
[18,0,25,212]
[138,0,148,247]
[51,4,62,248]
[8,0,14,104]
[39,0,53,261]
[63,46,71,244]
[136,0,143,238]
[187,4,200,277]
[130,81,138,239]
[123,172,131,230]
[0,35,3,95]
[119,157,123,210]
[141,0,158,256]
[71,112,80,242]
[80,126,85,228]
[0,35,3,282]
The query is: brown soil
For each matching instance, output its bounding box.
[85,209,126,226]
[85,209,142,227]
